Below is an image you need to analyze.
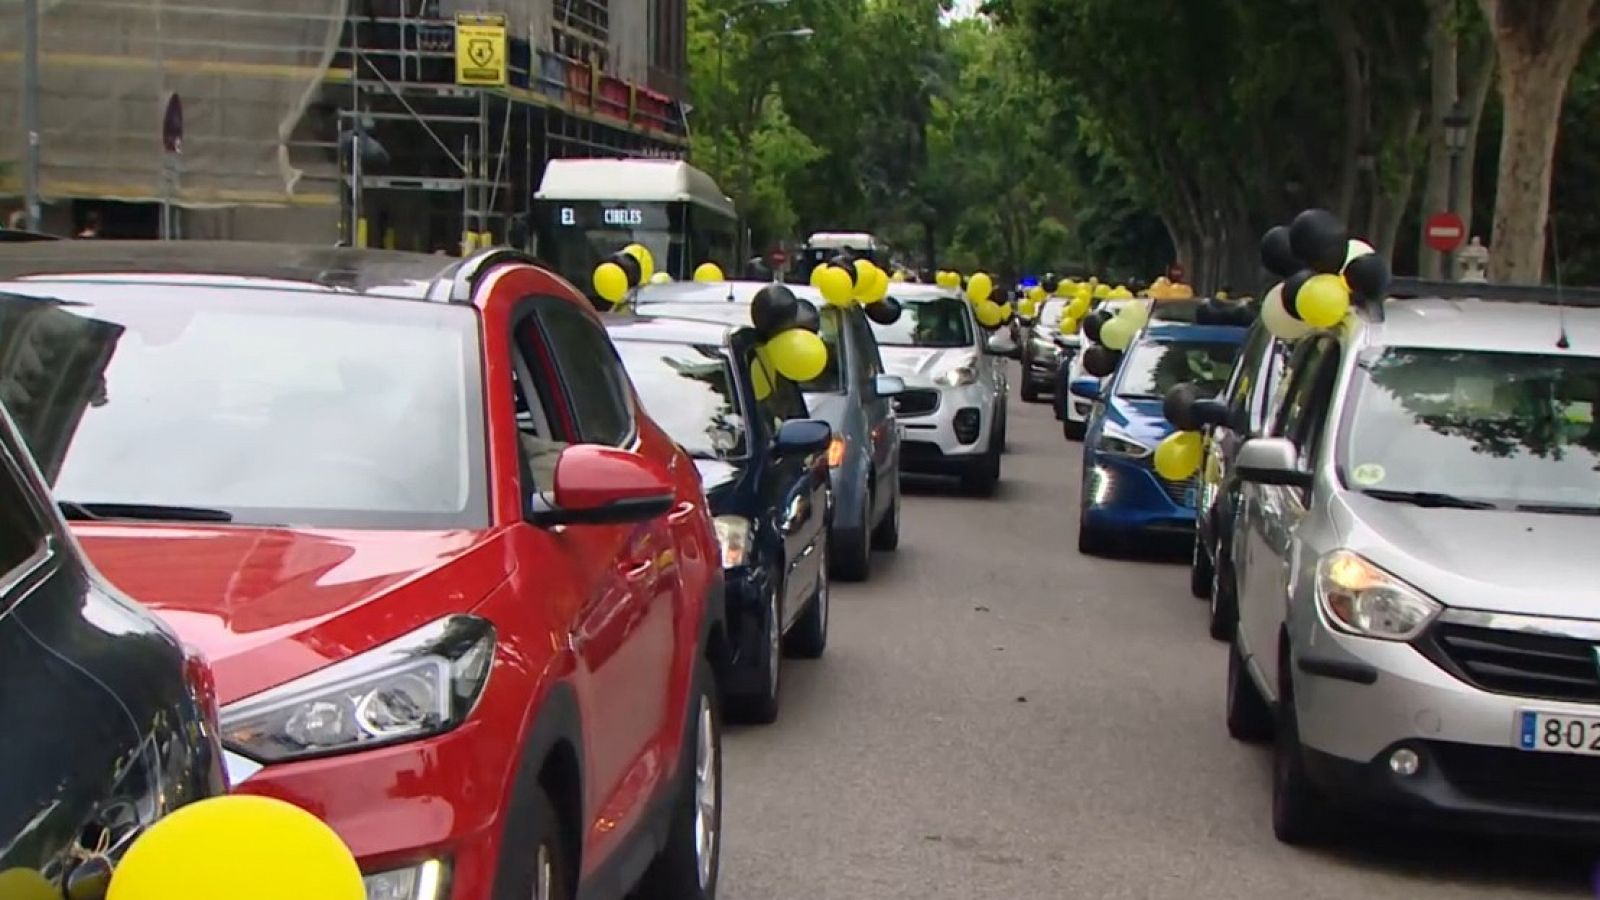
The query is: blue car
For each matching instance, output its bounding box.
[606,312,833,724]
[1074,322,1246,555]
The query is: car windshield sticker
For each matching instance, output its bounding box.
[1352,463,1386,486]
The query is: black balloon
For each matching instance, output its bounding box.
[610,251,642,287]
[1164,383,1201,432]
[1082,310,1111,344]
[1260,225,1300,278]
[792,298,821,333]
[1082,345,1121,378]
[1289,209,1348,275]
[1343,252,1391,304]
[865,296,903,325]
[1282,269,1314,321]
[751,284,800,337]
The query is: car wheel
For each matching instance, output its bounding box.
[1062,417,1086,441]
[1225,639,1273,743]
[726,582,781,725]
[832,488,872,582]
[638,657,722,899]
[785,541,829,659]
[961,437,1001,497]
[870,481,900,551]
[491,771,572,900]
[1190,531,1214,600]
[1272,661,1332,846]
[1209,551,1238,642]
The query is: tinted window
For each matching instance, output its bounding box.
[1226,324,1272,416]
[0,287,486,530]
[849,310,883,380]
[0,447,46,577]
[536,303,634,446]
[1115,339,1240,400]
[614,340,744,459]
[869,297,974,348]
[1274,338,1340,470]
[799,307,848,394]
[760,365,808,424]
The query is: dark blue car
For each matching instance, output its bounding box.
[1074,322,1246,555]
[607,313,833,724]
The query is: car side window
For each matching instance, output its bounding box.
[1273,337,1341,469]
[1226,325,1269,417]
[509,311,574,493]
[0,453,47,580]
[849,312,883,382]
[530,301,634,446]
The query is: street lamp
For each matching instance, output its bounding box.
[1442,100,1472,279]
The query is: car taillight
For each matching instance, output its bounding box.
[827,435,846,468]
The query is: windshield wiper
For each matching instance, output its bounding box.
[59,501,234,523]
[1359,489,1498,510]
[1515,502,1600,517]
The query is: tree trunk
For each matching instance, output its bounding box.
[1417,0,1459,279]
[1320,0,1368,222]
[1456,33,1497,240]
[1478,0,1600,283]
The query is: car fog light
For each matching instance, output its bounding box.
[1388,747,1421,777]
[365,859,447,900]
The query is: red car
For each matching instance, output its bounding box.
[0,242,728,900]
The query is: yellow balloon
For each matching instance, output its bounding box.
[108,795,363,900]
[1027,285,1047,303]
[593,262,628,303]
[1093,283,1111,299]
[648,271,673,284]
[1153,431,1204,481]
[975,299,1005,328]
[768,329,827,382]
[0,869,58,900]
[852,259,876,301]
[966,272,994,304]
[622,243,655,282]
[1059,314,1080,335]
[1055,278,1074,297]
[1066,296,1091,319]
[862,263,890,303]
[809,264,827,288]
[1099,316,1135,350]
[693,262,725,283]
[817,265,854,307]
[890,270,907,282]
[1019,298,1038,318]
[751,356,773,400]
[1118,301,1150,328]
[1297,273,1350,329]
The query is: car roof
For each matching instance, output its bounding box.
[1143,321,1248,343]
[884,284,963,301]
[637,279,821,307]
[604,312,738,347]
[1362,298,1600,356]
[0,241,464,301]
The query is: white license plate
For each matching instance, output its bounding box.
[1517,710,1600,755]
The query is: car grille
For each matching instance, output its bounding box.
[1421,623,1600,704]
[894,389,940,417]
[1157,473,1196,507]
[1425,740,1600,811]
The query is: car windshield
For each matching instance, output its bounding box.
[1115,339,1240,400]
[0,285,485,529]
[1342,347,1600,509]
[869,297,972,348]
[613,340,746,460]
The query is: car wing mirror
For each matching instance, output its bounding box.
[1190,398,1230,429]
[1235,437,1312,489]
[528,445,675,526]
[985,332,1019,358]
[873,374,906,398]
[1068,377,1101,400]
[775,419,832,457]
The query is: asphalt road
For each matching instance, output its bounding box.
[718,370,1596,900]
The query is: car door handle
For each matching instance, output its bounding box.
[667,500,696,523]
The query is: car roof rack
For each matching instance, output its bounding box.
[1387,278,1600,309]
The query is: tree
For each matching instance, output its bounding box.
[1478,0,1600,283]
[1416,0,1495,278]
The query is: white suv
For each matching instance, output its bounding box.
[869,284,1011,496]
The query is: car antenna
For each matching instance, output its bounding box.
[1550,215,1571,350]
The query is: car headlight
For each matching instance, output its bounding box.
[826,435,846,468]
[221,616,495,762]
[714,514,753,568]
[1095,430,1151,459]
[936,365,977,387]
[1315,550,1441,641]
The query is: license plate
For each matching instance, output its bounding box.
[1518,710,1600,755]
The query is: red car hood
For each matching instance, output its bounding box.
[73,524,510,704]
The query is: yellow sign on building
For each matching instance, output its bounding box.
[455,14,508,87]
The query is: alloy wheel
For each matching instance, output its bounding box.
[693,696,719,890]
[766,587,781,695]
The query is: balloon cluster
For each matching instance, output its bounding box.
[1150,383,1210,482]
[749,282,830,396]
[1077,297,1152,377]
[593,243,656,307]
[1258,208,1392,341]
[1148,278,1194,301]
[809,254,904,325]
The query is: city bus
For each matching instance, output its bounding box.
[533,158,739,289]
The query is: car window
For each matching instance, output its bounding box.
[799,307,848,394]
[1274,337,1341,470]
[1115,339,1241,400]
[758,359,809,428]
[849,310,884,381]
[614,340,745,460]
[0,447,47,579]
[531,301,634,446]
[1225,324,1270,418]
[509,318,573,492]
[869,297,974,348]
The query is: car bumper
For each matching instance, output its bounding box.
[1292,611,1600,832]
[897,382,995,469]
[1081,458,1196,535]
[721,565,778,695]
[1024,346,1071,386]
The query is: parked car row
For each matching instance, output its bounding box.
[0,241,1018,900]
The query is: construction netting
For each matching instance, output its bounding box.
[0,0,348,207]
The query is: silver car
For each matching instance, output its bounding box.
[1227,282,1600,844]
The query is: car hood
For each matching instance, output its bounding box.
[73,524,509,704]
[880,346,974,383]
[1102,397,1171,447]
[1337,494,1600,619]
[802,391,851,431]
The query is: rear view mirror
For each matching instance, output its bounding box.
[1190,398,1230,429]
[529,445,675,526]
[985,331,1019,358]
[1069,378,1101,400]
[874,374,906,397]
[1235,438,1312,489]
[775,419,831,457]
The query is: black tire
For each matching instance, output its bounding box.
[870,480,900,551]
[961,438,1001,497]
[785,541,829,659]
[1209,551,1239,642]
[1190,531,1214,600]
[1062,417,1086,441]
[832,491,872,582]
[637,657,722,899]
[725,582,781,725]
[1076,506,1110,556]
[1226,640,1273,743]
[1272,661,1331,846]
[492,774,573,900]
[1021,379,1040,403]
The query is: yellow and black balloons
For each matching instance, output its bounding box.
[1297,273,1350,329]
[622,243,655,282]
[593,247,644,303]
[1153,431,1203,481]
[749,283,828,384]
[1261,283,1312,341]
[966,272,994,305]
[767,329,827,382]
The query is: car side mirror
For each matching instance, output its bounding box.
[1235,437,1312,489]
[984,332,1019,359]
[1069,377,1101,400]
[775,419,831,457]
[874,374,906,398]
[528,445,675,526]
[1190,398,1230,429]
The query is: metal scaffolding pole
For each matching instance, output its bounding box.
[22,0,42,229]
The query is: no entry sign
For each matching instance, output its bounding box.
[1425,212,1466,253]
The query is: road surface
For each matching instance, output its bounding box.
[718,373,1594,900]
